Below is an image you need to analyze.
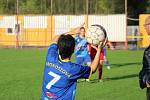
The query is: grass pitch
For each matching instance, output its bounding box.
[0,48,146,100]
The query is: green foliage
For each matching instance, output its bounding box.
[0,0,16,14]
[0,0,149,25]
[0,0,130,15]
[19,0,41,14]
[127,0,149,25]
[0,0,5,14]
[146,0,150,13]
[87,0,124,14]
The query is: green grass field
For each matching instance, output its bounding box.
[0,48,146,100]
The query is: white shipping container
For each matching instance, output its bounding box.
[88,14,126,42]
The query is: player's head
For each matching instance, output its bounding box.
[80,27,85,38]
[58,34,75,60]
[144,16,150,35]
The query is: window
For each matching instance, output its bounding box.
[7,28,13,34]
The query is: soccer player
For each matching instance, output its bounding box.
[74,27,91,66]
[68,26,91,81]
[88,44,104,81]
[88,42,110,81]
[66,24,91,66]
[41,34,104,100]
[74,27,92,82]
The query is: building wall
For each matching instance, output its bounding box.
[0,15,127,47]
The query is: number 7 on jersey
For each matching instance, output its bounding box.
[46,71,61,89]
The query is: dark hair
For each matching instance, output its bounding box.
[57,34,75,60]
[80,27,85,31]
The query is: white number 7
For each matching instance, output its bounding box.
[46,71,61,89]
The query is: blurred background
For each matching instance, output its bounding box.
[0,0,149,49]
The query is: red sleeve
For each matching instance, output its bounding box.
[87,44,91,53]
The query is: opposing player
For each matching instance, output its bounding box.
[88,44,110,81]
[41,34,104,100]
[87,25,109,81]
[88,44,104,81]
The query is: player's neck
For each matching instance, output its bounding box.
[63,58,70,61]
[79,35,85,39]
[59,55,70,62]
[61,58,70,62]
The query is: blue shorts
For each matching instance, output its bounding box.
[75,54,91,66]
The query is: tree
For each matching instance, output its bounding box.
[127,0,148,25]
[19,0,41,14]
[88,0,124,14]
[0,0,149,17]
[146,0,150,13]
[0,0,16,14]
[0,0,5,14]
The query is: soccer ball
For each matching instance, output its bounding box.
[85,24,107,46]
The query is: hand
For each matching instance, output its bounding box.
[146,81,150,88]
[64,32,69,35]
[80,22,85,27]
[64,31,75,35]
[98,42,104,49]
[102,37,108,47]
[91,41,105,51]
[97,37,108,48]
[90,42,103,51]
[74,23,85,34]
[65,23,85,35]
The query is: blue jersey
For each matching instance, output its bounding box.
[42,43,91,100]
[75,34,88,57]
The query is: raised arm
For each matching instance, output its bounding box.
[90,43,104,73]
[65,23,85,35]
[51,35,60,43]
